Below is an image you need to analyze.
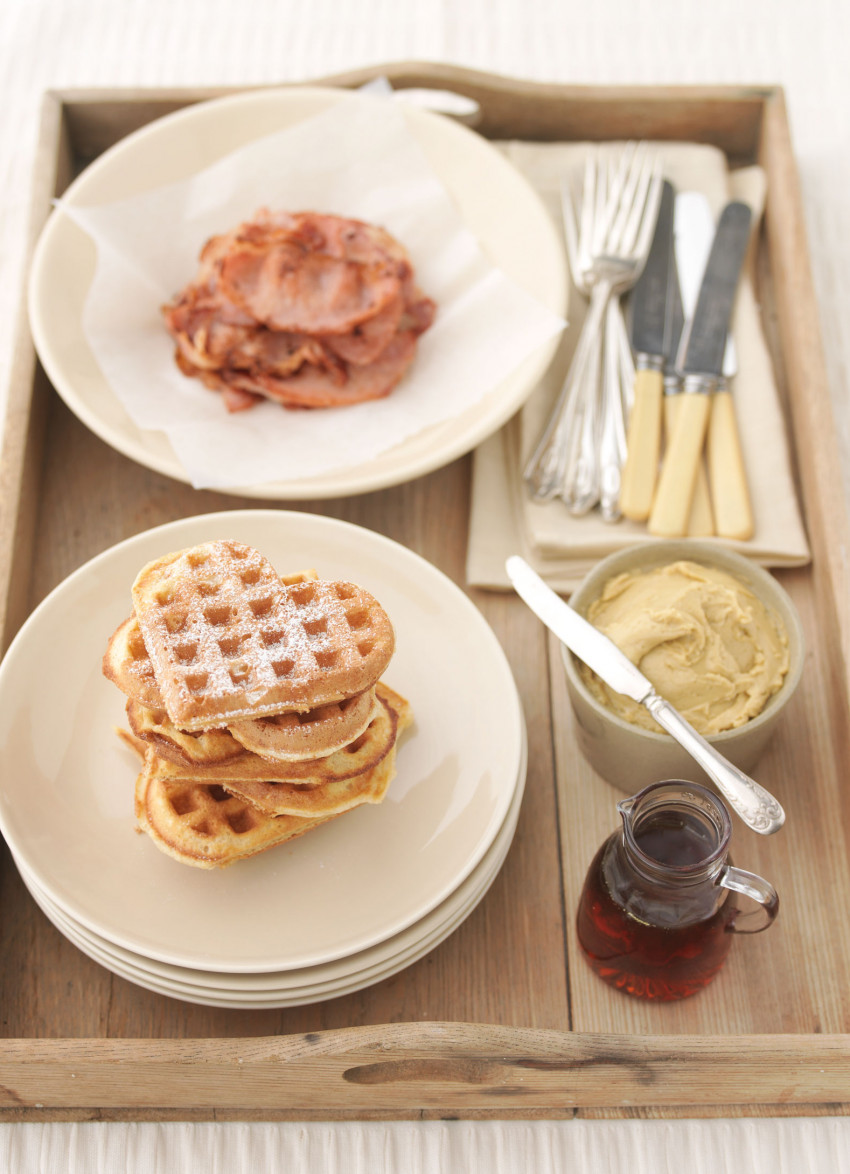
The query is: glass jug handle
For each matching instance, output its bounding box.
[719,865,779,934]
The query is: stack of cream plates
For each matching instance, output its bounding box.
[0,510,527,1008]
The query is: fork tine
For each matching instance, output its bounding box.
[577,155,597,280]
[581,152,598,259]
[595,143,630,253]
[590,151,611,259]
[560,179,582,289]
[608,142,648,253]
[618,151,657,255]
[608,142,634,205]
[606,152,618,193]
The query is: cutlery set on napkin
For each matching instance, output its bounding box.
[466,140,811,591]
[623,183,753,541]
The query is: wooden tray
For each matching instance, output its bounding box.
[1,62,848,1122]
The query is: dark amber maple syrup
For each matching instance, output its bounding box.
[576,809,738,1001]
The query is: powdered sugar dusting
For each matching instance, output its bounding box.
[131,540,394,729]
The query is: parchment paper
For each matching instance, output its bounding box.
[62,90,565,490]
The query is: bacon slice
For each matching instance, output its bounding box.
[246,330,418,409]
[319,292,404,365]
[221,384,264,413]
[162,210,435,413]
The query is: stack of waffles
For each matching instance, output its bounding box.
[102,539,411,868]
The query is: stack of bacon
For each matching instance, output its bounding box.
[161,209,436,413]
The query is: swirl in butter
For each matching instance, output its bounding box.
[579,560,790,735]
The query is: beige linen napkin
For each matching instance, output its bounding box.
[467,141,811,592]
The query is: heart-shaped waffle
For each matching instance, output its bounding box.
[103,617,164,710]
[227,687,377,762]
[134,760,342,869]
[125,700,244,768]
[131,541,395,731]
[220,687,410,815]
[104,566,320,712]
[143,740,399,821]
[133,683,401,786]
[125,687,378,768]
[122,683,411,866]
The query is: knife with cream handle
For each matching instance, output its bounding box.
[661,258,714,536]
[648,202,752,538]
[675,192,753,540]
[708,370,754,539]
[619,181,675,521]
[664,391,715,534]
[505,555,785,835]
[665,192,719,536]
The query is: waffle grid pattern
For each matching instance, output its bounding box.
[131,542,394,728]
[136,761,340,868]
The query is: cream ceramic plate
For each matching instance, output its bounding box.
[20,832,506,1007]
[28,86,566,499]
[15,733,525,1008]
[0,510,524,972]
[23,850,491,1009]
[13,727,526,998]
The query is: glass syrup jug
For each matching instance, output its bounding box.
[576,780,779,1001]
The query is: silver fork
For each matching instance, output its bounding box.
[597,296,635,521]
[524,144,662,511]
[571,175,637,522]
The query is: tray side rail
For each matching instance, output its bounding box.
[758,90,850,714]
[0,92,77,655]
[0,1026,847,1116]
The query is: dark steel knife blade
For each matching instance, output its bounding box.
[663,250,685,387]
[629,179,676,365]
[679,201,752,386]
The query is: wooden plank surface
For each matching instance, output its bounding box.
[0,67,849,1118]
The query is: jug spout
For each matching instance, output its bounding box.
[616,795,636,833]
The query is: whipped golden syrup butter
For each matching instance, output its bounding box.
[579,560,790,734]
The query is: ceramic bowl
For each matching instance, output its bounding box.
[561,540,805,792]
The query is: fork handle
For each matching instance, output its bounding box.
[619,363,663,521]
[563,305,605,513]
[524,282,609,501]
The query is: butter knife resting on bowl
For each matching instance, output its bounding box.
[506,554,785,835]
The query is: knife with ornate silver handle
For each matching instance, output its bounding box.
[505,555,785,835]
